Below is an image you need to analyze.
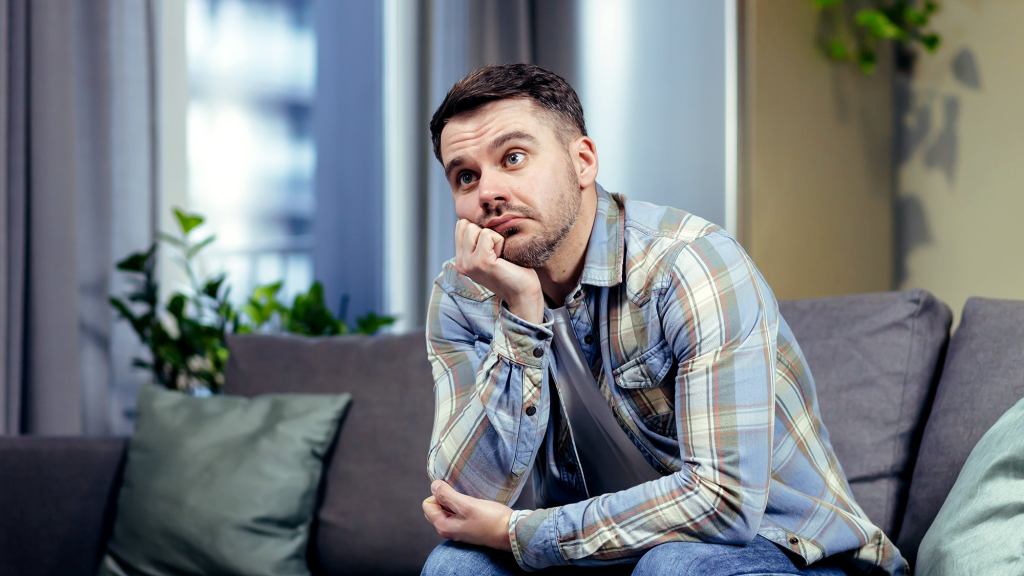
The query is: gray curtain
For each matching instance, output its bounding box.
[1,0,157,435]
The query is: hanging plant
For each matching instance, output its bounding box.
[813,0,942,75]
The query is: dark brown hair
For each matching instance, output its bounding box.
[429,63,587,164]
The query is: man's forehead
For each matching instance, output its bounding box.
[440,99,556,155]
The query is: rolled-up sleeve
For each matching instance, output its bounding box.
[426,279,555,504]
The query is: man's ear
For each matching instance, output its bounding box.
[570,136,598,190]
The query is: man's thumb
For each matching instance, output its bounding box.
[431,480,461,514]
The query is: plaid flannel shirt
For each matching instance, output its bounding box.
[425,185,907,574]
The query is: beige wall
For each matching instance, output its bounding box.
[896,0,1024,324]
[740,0,894,300]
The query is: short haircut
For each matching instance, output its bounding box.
[429,63,588,164]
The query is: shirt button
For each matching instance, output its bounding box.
[525,405,537,416]
[583,334,594,344]
[532,347,543,358]
[788,536,799,545]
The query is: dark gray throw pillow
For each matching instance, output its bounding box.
[778,289,951,539]
[96,384,351,576]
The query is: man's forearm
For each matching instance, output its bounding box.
[426,287,554,503]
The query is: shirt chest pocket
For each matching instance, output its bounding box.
[610,340,677,438]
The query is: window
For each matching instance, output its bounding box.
[186,0,316,304]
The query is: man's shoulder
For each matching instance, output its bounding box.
[617,193,723,246]
[615,193,739,280]
[432,258,496,303]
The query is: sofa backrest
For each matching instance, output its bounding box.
[896,297,1024,565]
[0,437,127,576]
[778,289,951,541]
[225,289,956,573]
[225,331,440,576]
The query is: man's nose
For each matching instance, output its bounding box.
[477,170,509,210]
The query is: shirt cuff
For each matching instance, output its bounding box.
[491,301,554,369]
[508,507,565,571]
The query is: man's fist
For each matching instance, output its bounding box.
[454,219,543,323]
[422,480,513,552]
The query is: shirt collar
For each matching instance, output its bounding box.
[579,184,625,288]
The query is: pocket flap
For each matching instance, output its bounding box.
[612,340,673,388]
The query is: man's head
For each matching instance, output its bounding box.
[430,64,597,268]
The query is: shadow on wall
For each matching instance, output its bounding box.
[892,47,981,286]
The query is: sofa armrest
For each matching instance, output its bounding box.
[0,436,127,576]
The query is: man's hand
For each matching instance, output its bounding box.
[454,219,543,323]
[422,479,514,552]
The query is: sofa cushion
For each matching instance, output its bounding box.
[915,395,1024,575]
[778,289,951,539]
[98,384,350,576]
[897,297,1024,566]
[225,332,442,576]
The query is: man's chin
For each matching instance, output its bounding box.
[501,238,551,268]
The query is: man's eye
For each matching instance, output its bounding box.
[505,152,524,166]
[457,172,476,186]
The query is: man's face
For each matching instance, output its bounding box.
[439,98,582,268]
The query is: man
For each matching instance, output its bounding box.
[420,64,906,575]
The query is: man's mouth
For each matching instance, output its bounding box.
[484,215,525,233]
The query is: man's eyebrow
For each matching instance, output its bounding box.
[488,130,537,152]
[444,157,465,181]
[443,131,538,181]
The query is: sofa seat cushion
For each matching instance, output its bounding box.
[778,289,951,539]
[897,297,1024,565]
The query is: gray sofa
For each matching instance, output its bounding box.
[2,289,1023,575]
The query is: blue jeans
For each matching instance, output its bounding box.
[421,536,851,576]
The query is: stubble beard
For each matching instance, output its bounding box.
[498,159,581,268]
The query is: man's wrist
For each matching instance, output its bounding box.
[506,291,544,324]
[496,509,514,552]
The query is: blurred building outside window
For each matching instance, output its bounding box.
[186,0,316,308]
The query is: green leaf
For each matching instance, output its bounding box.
[825,38,851,60]
[167,293,188,319]
[812,0,842,8]
[924,1,939,15]
[203,273,227,299]
[903,7,927,26]
[173,208,204,236]
[253,281,284,302]
[857,49,878,75]
[186,235,217,259]
[855,9,906,40]
[920,33,941,52]
[354,312,397,335]
[285,282,343,336]
[109,297,137,323]
[115,245,156,273]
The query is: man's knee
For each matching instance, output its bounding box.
[631,541,713,576]
[421,541,517,576]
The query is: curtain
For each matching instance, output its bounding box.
[1,0,157,435]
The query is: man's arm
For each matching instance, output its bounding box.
[425,276,554,505]
[508,232,778,570]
